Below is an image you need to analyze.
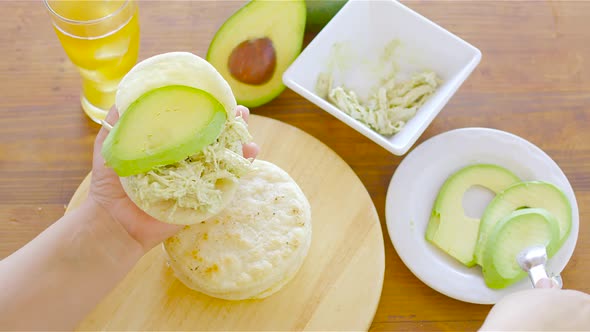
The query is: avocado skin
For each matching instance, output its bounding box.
[305,0,348,32]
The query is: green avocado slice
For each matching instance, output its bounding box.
[101,85,227,177]
[426,164,520,267]
[482,208,560,289]
[474,181,572,266]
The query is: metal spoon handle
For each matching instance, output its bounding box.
[528,264,549,287]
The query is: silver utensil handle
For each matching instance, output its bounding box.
[528,266,563,289]
[528,265,550,287]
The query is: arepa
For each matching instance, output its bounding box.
[164,160,312,300]
[112,52,253,225]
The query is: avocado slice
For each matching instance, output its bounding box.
[207,0,306,108]
[426,164,520,266]
[474,181,572,266]
[101,85,227,177]
[482,208,560,289]
[305,0,347,32]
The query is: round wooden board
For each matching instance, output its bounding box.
[66,115,385,331]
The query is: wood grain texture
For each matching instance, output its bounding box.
[0,1,589,331]
[66,115,385,331]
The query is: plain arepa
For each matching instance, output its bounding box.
[163,160,312,300]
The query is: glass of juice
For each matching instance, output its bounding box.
[44,0,140,123]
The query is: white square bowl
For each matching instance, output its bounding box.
[282,0,482,155]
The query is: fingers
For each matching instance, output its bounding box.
[236,106,259,159]
[236,105,249,123]
[242,142,260,159]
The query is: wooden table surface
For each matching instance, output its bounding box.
[1,1,588,331]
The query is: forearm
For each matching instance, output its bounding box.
[0,200,143,331]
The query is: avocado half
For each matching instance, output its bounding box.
[206,0,307,108]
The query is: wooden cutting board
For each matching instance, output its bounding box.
[66,115,385,331]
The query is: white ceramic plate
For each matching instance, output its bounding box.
[385,128,579,304]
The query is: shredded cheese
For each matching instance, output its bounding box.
[319,71,441,136]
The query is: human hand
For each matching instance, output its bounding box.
[480,279,590,331]
[88,105,259,252]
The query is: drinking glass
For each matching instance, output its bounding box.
[44,0,140,123]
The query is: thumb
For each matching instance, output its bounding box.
[94,107,120,153]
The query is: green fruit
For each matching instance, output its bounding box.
[305,0,347,32]
[474,181,572,266]
[207,0,306,108]
[101,85,227,177]
[425,164,520,266]
[482,208,560,289]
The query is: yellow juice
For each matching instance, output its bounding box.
[48,0,140,122]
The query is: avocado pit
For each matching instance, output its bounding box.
[228,37,276,85]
